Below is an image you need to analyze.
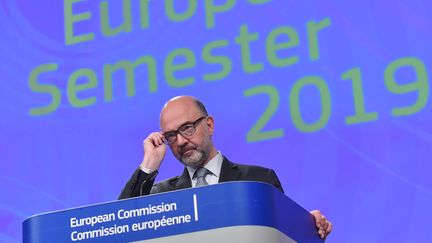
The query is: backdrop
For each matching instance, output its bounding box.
[1,0,431,242]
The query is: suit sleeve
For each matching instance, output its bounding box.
[118,168,158,199]
[267,169,284,193]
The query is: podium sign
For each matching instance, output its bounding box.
[23,182,324,242]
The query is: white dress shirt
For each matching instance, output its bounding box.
[186,152,223,187]
[140,152,223,187]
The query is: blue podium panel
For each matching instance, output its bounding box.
[132,226,297,243]
[23,182,323,243]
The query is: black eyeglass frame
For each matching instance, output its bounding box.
[162,116,207,144]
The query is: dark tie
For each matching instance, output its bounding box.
[194,167,210,187]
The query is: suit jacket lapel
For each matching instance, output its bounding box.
[219,157,241,183]
[173,167,192,190]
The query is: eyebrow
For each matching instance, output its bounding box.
[178,120,195,127]
[164,120,195,133]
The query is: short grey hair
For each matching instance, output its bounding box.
[194,98,208,116]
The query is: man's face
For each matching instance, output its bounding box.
[160,98,215,168]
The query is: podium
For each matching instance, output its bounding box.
[23,182,324,242]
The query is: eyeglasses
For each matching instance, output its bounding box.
[162,116,207,144]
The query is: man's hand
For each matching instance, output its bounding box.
[310,210,332,239]
[140,132,167,171]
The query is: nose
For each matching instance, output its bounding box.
[176,132,188,146]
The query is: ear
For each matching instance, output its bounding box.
[205,116,215,135]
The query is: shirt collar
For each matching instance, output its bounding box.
[186,152,223,180]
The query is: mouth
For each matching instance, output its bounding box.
[181,148,196,157]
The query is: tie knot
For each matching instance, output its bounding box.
[194,167,210,178]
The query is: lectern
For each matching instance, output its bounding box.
[23,182,324,242]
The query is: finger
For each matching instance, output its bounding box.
[310,210,320,216]
[326,221,332,234]
[310,210,320,218]
[310,210,324,227]
[318,220,332,239]
[320,214,326,223]
[144,135,155,145]
[319,228,326,239]
[144,133,161,146]
[152,133,164,146]
[159,134,168,145]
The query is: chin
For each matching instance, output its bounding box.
[181,152,205,168]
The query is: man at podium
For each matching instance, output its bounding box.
[119,95,332,239]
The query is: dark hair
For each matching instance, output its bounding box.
[194,99,208,116]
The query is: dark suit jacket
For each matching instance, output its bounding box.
[119,156,284,199]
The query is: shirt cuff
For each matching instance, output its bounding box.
[140,166,156,174]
